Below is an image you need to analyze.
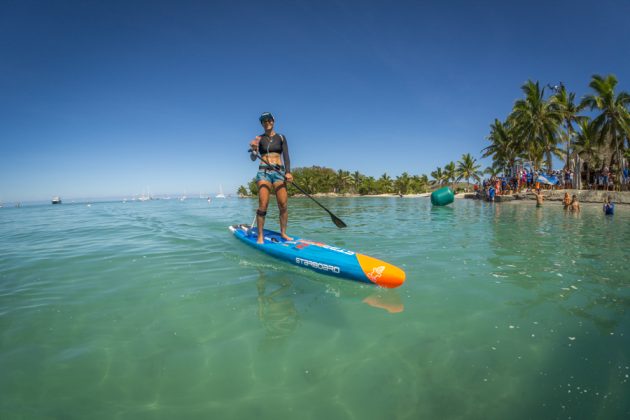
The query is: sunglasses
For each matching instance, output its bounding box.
[261,119,274,124]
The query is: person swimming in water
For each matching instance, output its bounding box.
[562,192,571,210]
[533,188,545,207]
[603,195,615,215]
[569,194,581,212]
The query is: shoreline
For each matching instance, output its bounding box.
[240,189,630,204]
[463,189,630,205]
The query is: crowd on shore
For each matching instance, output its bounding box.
[472,168,620,215]
[475,167,630,200]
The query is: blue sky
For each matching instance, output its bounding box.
[1,0,629,202]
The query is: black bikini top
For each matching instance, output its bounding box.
[259,133,291,172]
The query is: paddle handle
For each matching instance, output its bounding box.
[247,149,347,228]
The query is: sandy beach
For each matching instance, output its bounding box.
[249,189,630,206]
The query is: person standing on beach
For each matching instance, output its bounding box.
[249,112,293,244]
[533,188,545,207]
[569,194,581,212]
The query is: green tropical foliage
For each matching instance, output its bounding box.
[580,74,630,180]
[430,167,445,186]
[572,119,599,186]
[239,165,432,196]
[551,84,585,169]
[510,80,564,170]
[237,186,248,196]
[444,161,457,188]
[481,74,629,188]
[482,119,519,173]
[483,165,501,178]
[377,173,394,193]
[456,153,482,187]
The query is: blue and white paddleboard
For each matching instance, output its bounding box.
[229,224,405,288]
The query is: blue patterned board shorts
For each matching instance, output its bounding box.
[255,166,286,185]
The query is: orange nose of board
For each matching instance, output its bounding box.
[356,253,406,288]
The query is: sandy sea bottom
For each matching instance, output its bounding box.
[0,197,628,419]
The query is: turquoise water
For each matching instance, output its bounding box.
[1,197,628,419]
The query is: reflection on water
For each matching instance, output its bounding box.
[255,267,405,348]
[362,290,404,313]
[256,270,299,345]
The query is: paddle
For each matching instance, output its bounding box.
[248,149,347,228]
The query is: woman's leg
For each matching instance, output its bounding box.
[256,181,272,244]
[274,182,292,241]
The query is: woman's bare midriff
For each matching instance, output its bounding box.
[260,152,282,167]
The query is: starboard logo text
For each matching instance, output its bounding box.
[295,257,341,273]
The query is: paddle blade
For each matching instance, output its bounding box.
[331,214,347,228]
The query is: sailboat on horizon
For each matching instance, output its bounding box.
[215,185,226,199]
[138,186,152,202]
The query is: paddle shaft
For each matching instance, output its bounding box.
[249,150,347,228]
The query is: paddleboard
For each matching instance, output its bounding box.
[229,224,405,288]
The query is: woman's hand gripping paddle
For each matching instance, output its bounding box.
[249,149,347,228]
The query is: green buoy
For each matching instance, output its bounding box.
[431,187,455,206]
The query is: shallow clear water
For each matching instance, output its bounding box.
[1,197,628,419]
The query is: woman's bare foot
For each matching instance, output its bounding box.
[281,233,293,241]
[257,236,264,244]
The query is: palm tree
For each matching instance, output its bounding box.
[430,167,445,186]
[484,165,502,178]
[237,185,249,197]
[394,172,411,195]
[482,119,519,175]
[573,119,599,189]
[444,162,457,189]
[248,179,259,196]
[359,176,377,195]
[456,153,482,188]
[510,80,563,170]
[419,174,430,193]
[377,173,394,194]
[339,170,354,194]
[322,172,336,193]
[350,171,363,194]
[581,74,630,187]
[551,84,586,170]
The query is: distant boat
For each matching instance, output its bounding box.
[138,187,152,201]
[52,197,62,204]
[216,185,226,199]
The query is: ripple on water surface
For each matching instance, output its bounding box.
[0,198,628,418]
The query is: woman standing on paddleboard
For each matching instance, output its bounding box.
[249,112,293,244]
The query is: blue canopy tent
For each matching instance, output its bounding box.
[536,174,560,185]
